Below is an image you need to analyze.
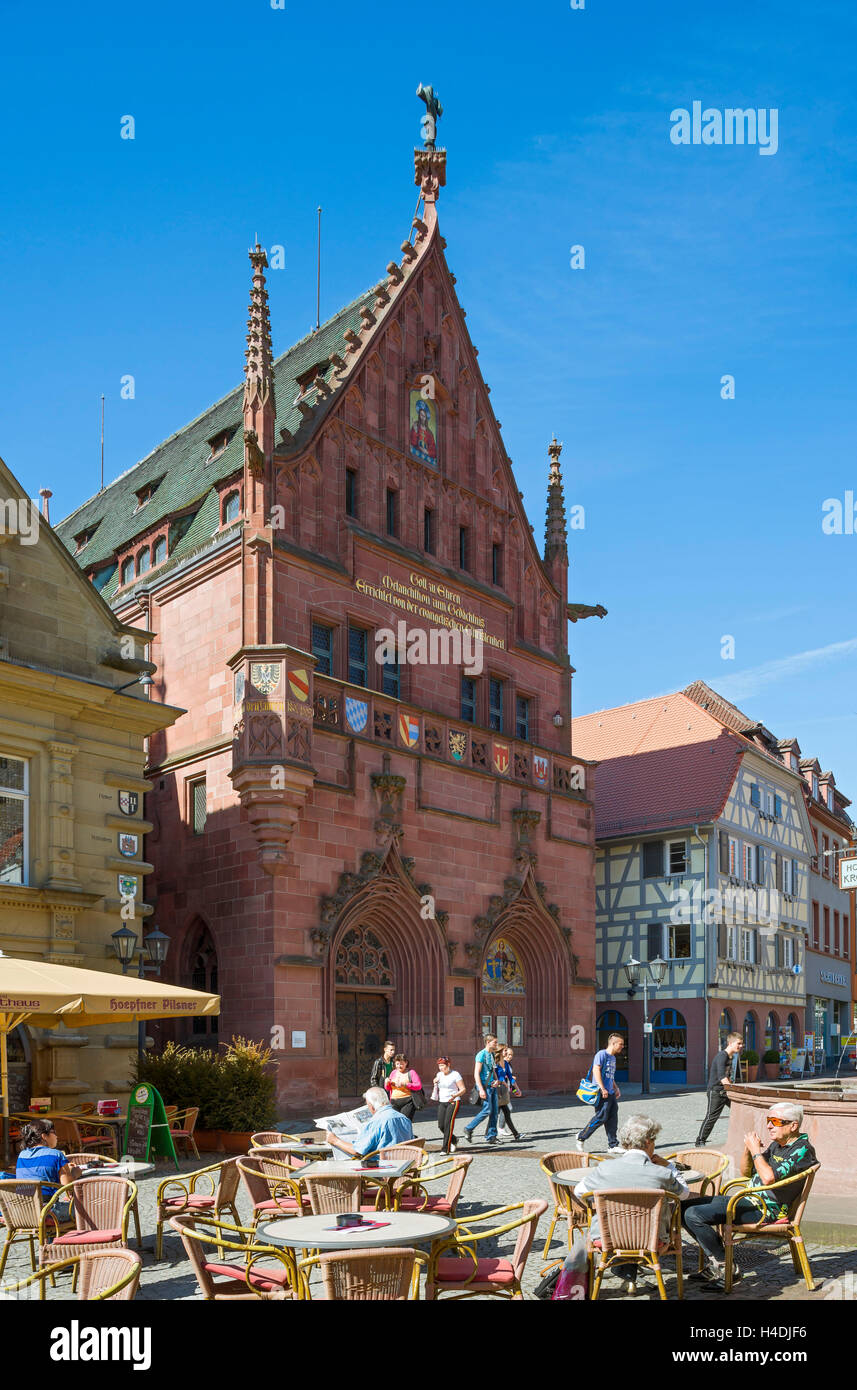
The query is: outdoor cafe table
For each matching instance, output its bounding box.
[257,1209,456,1252]
[77,1159,155,1179]
[253,1141,334,1157]
[552,1167,706,1190]
[290,1157,415,1209]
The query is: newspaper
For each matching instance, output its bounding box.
[314,1105,372,1141]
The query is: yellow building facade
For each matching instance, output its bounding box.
[0,458,182,1111]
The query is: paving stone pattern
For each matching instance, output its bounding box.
[4,1090,852,1301]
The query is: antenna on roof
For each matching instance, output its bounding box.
[316,206,322,332]
[100,394,105,492]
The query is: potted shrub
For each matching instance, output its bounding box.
[204,1038,278,1152]
[135,1037,277,1152]
[742,1048,760,1082]
[762,1048,781,1080]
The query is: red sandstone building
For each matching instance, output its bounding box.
[57,125,602,1112]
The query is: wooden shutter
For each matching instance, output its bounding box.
[750,784,761,807]
[774,794,782,818]
[756,846,765,885]
[775,853,783,891]
[753,928,760,964]
[719,830,729,874]
[647,922,663,960]
[717,921,727,958]
[776,933,784,968]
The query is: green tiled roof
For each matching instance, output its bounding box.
[56,282,382,580]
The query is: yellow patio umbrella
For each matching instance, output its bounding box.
[0,955,220,1163]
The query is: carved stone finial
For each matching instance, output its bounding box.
[544,435,568,565]
[244,245,275,416]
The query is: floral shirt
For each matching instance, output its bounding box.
[746,1134,817,1220]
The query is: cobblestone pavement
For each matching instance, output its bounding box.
[3,1089,853,1301]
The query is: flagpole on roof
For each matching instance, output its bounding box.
[316,206,322,332]
[100,394,105,492]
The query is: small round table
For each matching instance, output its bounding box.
[258,1210,455,1252]
[552,1167,705,1190]
[78,1160,155,1179]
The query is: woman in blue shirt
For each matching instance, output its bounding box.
[16,1119,79,1220]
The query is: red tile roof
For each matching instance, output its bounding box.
[572,692,744,838]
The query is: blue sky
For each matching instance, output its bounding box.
[2,0,856,796]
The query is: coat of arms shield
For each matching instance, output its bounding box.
[118,833,139,858]
[449,730,467,763]
[118,790,139,816]
[250,662,281,695]
[345,698,368,734]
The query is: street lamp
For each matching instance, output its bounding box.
[111,924,170,1062]
[623,955,667,1094]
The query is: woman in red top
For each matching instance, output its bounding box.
[385,1053,422,1121]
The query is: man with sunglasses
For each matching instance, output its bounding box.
[681,1101,817,1289]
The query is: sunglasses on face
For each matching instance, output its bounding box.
[766,1116,789,1127]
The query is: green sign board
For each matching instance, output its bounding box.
[123,1082,178,1169]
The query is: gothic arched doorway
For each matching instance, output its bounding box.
[322,839,448,1099]
[334,927,393,1097]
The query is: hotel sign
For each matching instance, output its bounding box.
[838,857,857,891]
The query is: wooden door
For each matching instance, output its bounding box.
[335,992,389,1098]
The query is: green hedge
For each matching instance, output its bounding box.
[762,1049,781,1064]
[134,1037,278,1132]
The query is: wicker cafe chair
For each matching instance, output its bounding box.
[39,1175,137,1297]
[1,1249,142,1302]
[296,1247,427,1301]
[665,1148,729,1198]
[63,1155,143,1251]
[426,1199,548,1301]
[0,1179,74,1279]
[363,1143,428,1208]
[52,1116,118,1159]
[302,1174,363,1216]
[236,1156,308,1233]
[718,1163,820,1293]
[169,1213,298,1300]
[540,1151,590,1256]
[587,1189,683,1302]
[391,1155,472,1217]
[664,1148,729,1274]
[155,1158,242,1261]
[168,1108,200,1160]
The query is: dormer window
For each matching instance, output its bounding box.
[207,428,234,461]
[221,491,241,525]
[74,522,100,553]
[136,547,151,576]
[294,360,331,403]
[120,557,135,587]
[791,753,799,771]
[827,786,835,810]
[153,535,167,566]
[811,774,819,799]
[134,476,163,512]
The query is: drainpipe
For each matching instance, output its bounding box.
[693,824,710,1085]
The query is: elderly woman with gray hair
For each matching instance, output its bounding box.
[682,1100,818,1290]
[573,1114,690,1294]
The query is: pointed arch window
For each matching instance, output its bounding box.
[334,927,393,988]
[186,925,218,1035]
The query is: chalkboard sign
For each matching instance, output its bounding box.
[123,1083,178,1169]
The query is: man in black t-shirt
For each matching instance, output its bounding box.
[696,1031,743,1146]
